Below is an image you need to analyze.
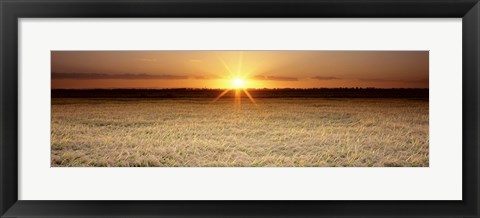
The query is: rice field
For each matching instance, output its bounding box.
[51,98,429,167]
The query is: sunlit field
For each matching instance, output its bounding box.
[51,97,428,167]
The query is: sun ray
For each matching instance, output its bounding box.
[211,52,258,108]
[210,89,230,103]
[218,57,234,77]
[235,88,241,110]
[242,89,257,106]
[237,52,243,77]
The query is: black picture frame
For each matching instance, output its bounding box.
[1,0,479,217]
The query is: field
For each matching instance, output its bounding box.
[51,95,429,167]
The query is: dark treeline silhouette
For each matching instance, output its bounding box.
[52,88,428,99]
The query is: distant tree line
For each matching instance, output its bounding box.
[52,88,428,99]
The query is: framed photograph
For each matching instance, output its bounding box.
[1,0,479,217]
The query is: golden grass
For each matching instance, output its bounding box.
[51,98,428,167]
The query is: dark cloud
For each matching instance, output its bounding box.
[191,74,223,80]
[52,72,188,80]
[135,58,158,62]
[359,78,428,83]
[408,78,429,83]
[312,76,341,80]
[252,75,298,81]
[359,78,396,82]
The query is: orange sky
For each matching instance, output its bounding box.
[51,51,428,89]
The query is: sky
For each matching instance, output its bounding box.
[51,51,428,89]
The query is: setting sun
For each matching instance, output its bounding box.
[232,78,245,89]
